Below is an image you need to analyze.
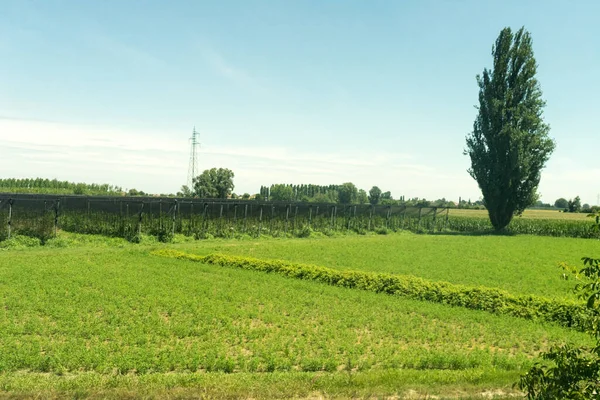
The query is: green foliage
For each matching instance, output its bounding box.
[269,184,294,201]
[0,178,125,196]
[337,182,358,204]
[177,185,194,198]
[154,250,590,330]
[568,196,582,213]
[357,189,368,204]
[555,198,569,209]
[368,186,382,205]
[192,168,235,199]
[519,257,600,399]
[466,27,555,231]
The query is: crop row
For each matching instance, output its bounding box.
[152,249,590,331]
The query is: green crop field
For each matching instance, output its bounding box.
[0,232,597,398]
[449,208,590,220]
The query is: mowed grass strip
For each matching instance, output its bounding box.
[0,247,590,378]
[174,234,600,300]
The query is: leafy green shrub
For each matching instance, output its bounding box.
[519,257,600,399]
[152,250,590,330]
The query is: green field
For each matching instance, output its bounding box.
[173,233,599,300]
[0,232,597,398]
[449,208,590,220]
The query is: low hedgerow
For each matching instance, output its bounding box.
[151,249,590,331]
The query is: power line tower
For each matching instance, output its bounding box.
[187,127,200,188]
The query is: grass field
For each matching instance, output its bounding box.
[449,208,591,220]
[0,232,597,398]
[173,233,599,301]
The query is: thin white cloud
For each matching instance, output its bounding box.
[1,118,596,204]
[197,44,267,93]
[84,32,166,69]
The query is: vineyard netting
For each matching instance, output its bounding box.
[0,194,597,242]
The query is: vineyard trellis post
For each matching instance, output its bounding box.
[285,204,290,235]
[54,200,60,237]
[444,207,449,230]
[258,206,263,237]
[172,200,177,237]
[7,199,13,239]
[347,206,351,232]
[386,206,391,229]
[270,205,274,235]
[418,207,423,228]
[137,203,144,236]
[294,206,298,236]
[202,203,209,236]
[432,207,437,232]
[244,204,248,233]
[219,203,224,237]
[159,200,163,231]
[308,205,312,230]
[368,205,373,231]
[189,202,194,236]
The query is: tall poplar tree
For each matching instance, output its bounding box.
[466,27,555,231]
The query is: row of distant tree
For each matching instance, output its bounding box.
[175,168,486,208]
[552,196,598,213]
[0,178,128,196]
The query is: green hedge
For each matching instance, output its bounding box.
[151,249,589,330]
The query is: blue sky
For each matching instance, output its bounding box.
[1,0,598,204]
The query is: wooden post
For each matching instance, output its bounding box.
[308,206,312,230]
[244,204,248,233]
[285,205,290,235]
[347,206,351,231]
[172,200,177,236]
[138,203,144,236]
[417,207,422,228]
[294,206,298,235]
[444,207,450,230]
[270,205,274,235]
[386,206,391,229]
[432,207,437,231]
[258,206,263,237]
[368,205,373,231]
[219,203,224,236]
[190,202,194,235]
[202,203,208,236]
[159,200,163,231]
[54,200,60,237]
[330,206,335,230]
[7,199,13,239]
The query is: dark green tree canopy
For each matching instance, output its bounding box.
[466,26,555,230]
[368,186,382,205]
[357,189,368,204]
[269,184,294,201]
[192,168,235,199]
[554,198,568,209]
[337,182,358,204]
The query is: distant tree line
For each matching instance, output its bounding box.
[256,183,485,208]
[553,196,598,213]
[0,178,147,196]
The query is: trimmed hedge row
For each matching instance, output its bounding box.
[151,249,589,330]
